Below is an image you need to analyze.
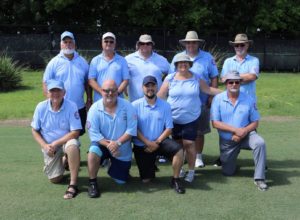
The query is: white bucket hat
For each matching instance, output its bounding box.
[229,33,253,46]
[137,34,155,45]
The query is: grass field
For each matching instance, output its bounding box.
[0,71,300,219]
[0,119,300,220]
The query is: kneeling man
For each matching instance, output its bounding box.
[31,80,82,199]
[211,71,268,191]
[132,76,185,194]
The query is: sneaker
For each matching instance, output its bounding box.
[179,168,186,178]
[158,155,167,163]
[171,178,185,194]
[254,180,268,191]
[184,171,195,183]
[213,158,222,167]
[195,154,205,168]
[88,182,100,198]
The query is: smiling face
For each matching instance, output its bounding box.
[226,79,241,94]
[184,41,199,55]
[176,61,192,73]
[102,37,116,53]
[48,88,65,106]
[143,82,157,99]
[101,80,118,107]
[60,37,75,55]
[234,42,249,57]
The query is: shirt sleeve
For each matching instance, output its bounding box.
[249,57,260,77]
[164,102,173,129]
[249,98,260,122]
[87,104,105,142]
[208,55,219,78]
[125,103,137,136]
[121,58,130,80]
[68,102,83,131]
[221,59,229,78]
[88,57,98,80]
[31,104,42,130]
[43,58,55,83]
[210,95,221,121]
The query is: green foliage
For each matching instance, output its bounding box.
[0,53,26,92]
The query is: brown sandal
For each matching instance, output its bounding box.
[63,185,78,199]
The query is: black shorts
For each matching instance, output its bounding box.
[78,107,87,136]
[172,117,199,141]
[133,138,181,180]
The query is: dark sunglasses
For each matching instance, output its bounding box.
[104,40,115,44]
[139,42,152,46]
[185,41,198,45]
[102,88,117,94]
[234,44,245,48]
[228,81,240,85]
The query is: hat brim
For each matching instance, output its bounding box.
[179,39,205,45]
[229,40,253,46]
[224,77,243,82]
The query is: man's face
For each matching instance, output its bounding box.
[48,88,65,105]
[138,42,153,54]
[184,41,199,54]
[226,80,241,93]
[101,83,118,106]
[234,43,249,57]
[143,82,157,99]
[60,37,75,50]
[102,37,115,52]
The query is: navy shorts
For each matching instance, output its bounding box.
[133,138,181,179]
[172,117,199,141]
[89,142,131,182]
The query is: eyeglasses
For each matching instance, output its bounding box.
[139,42,152,46]
[102,88,118,94]
[234,44,245,48]
[228,81,240,85]
[104,40,115,44]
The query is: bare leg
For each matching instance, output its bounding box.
[172,149,184,178]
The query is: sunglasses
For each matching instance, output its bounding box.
[139,42,152,46]
[228,81,240,85]
[102,88,118,94]
[234,44,245,48]
[104,40,115,44]
[185,41,198,45]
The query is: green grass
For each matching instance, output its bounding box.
[0,71,299,120]
[1,119,299,220]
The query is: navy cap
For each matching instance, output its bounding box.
[47,80,65,91]
[61,31,74,41]
[143,75,157,85]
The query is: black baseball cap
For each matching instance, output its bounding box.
[143,75,157,85]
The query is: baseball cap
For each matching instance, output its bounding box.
[61,31,75,41]
[143,75,157,85]
[102,32,116,40]
[47,80,65,91]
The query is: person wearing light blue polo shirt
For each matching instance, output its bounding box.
[31,80,82,199]
[88,32,129,102]
[211,71,268,191]
[86,79,137,198]
[221,33,259,101]
[125,34,170,102]
[169,30,219,168]
[43,31,91,136]
[132,75,185,194]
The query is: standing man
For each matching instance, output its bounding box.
[88,32,129,102]
[169,31,219,168]
[132,76,185,194]
[211,71,268,191]
[126,34,170,102]
[43,31,91,136]
[86,80,137,198]
[221,33,259,101]
[31,80,82,199]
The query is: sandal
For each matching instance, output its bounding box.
[63,185,78,199]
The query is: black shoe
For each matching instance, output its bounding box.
[88,182,100,198]
[171,178,185,194]
[154,164,160,172]
[213,158,222,167]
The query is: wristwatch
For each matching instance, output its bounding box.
[116,141,122,146]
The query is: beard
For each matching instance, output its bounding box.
[145,93,156,99]
[61,48,75,55]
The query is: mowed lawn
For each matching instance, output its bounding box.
[0,72,300,219]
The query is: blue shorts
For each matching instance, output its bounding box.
[172,117,199,141]
[89,142,131,183]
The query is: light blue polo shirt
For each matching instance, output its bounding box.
[169,50,219,104]
[43,51,89,109]
[165,73,201,124]
[31,99,82,144]
[88,52,129,102]
[132,97,173,147]
[125,51,170,102]
[221,54,259,101]
[87,97,137,161]
[210,91,260,140]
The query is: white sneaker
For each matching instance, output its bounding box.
[254,180,268,191]
[184,171,195,183]
[195,154,205,168]
[179,168,186,178]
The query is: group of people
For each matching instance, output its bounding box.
[31,30,268,200]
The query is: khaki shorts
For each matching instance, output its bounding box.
[42,139,80,179]
[196,106,211,136]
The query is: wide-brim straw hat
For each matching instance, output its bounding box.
[229,33,253,46]
[136,34,155,45]
[174,54,193,67]
[179,31,205,45]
